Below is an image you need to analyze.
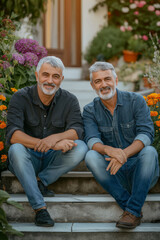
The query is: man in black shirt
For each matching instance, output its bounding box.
[7,56,88,227]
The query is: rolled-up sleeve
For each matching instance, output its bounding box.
[83,104,103,149]
[6,93,24,145]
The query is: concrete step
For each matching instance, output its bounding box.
[8,222,160,240]
[1,170,160,195]
[3,194,160,223]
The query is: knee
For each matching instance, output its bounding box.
[8,143,27,166]
[85,150,100,168]
[139,146,158,168]
[74,140,88,158]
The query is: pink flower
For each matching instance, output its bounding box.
[148,5,155,11]
[155,10,160,16]
[127,26,133,31]
[134,11,139,15]
[134,1,146,7]
[142,35,148,41]
[120,26,126,32]
[139,1,146,7]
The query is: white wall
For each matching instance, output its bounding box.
[81,0,107,63]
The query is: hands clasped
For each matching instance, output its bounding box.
[34,136,77,153]
[105,147,127,175]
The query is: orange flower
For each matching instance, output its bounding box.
[147,99,154,106]
[147,93,159,99]
[0,95,6,101]
[1,154,7,162]
[11,88,18,93]
[150,111,158,117]
[0,121,6,129]
[159,116,160,119]
[143,96,147,101]
[0,105,7,111]
[155,121,160,127]
[0,141,4,151]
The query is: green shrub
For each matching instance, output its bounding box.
[84,26,130,64]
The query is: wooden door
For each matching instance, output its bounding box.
[43,0,81,67]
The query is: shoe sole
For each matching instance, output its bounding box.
[35,222,55,227]
[116,222,140,229]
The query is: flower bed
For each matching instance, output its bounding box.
[144,93,160,161]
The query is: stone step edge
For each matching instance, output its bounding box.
[10,222,160,233]
[1,170,93,178]
[8,193,160,203]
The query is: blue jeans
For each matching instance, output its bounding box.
[85,146,159,217]
[8,140,88,210]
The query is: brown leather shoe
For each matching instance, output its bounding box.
[116,211,141,229]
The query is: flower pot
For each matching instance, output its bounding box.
[143,77,152,88]
[123,50,139,63]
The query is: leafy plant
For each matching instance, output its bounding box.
[0,189,23,240]
[0,0,48,25]
[92,0,160,37]
[84,26,129,64]
[0,15,47,95]
[127,35,148,53]
[145,33,160,90]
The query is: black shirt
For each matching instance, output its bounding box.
[6,85,84,144]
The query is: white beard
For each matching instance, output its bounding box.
[96,86,116,100]
[38,81,59,95]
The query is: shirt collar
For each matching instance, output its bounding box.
[99,89,123,111]
[32,84,61,109]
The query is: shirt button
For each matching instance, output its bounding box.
[44,127,46,129]
[44,115,46,117]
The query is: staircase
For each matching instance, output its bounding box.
[1,159,160,240]
[1,79,159,239]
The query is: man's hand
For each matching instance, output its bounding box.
[104,146,127,165]
[53,139,77,153]
[106,158,122,175]
[34,135,58,152]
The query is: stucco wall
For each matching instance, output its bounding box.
[81,0,107,63]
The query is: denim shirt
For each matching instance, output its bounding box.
[83,89,154,150]
[6,85,84,144]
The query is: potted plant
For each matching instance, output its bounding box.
[84,26,128,64]
[123,35,148,63]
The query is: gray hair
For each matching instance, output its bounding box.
[89,62,117,82]
[36,56,65,74]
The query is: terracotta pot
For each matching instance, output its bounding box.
[143,77,152,88]
[123,50,139,63]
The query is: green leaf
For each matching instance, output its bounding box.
[4,224,24,236]
[0,208,8,225]
[6,200,23,210]
[0,232,8,240]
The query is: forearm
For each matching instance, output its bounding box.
[123,140,144,158]
[92,142,113,155]
[52,129,79,143]
[10,130,40,148]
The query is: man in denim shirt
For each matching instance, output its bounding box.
[83,61,159,229]
[7,56,88,227]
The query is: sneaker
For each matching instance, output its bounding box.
[116,211,141,229]
[38,181,55,197]
[35,209,54,227]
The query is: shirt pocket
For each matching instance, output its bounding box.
[51,120,65,133]
[120,120,135,143]
[99,126,113,143]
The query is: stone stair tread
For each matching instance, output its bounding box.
[1,170,93,178]
[8,193,160,203]
[9,222,160,233]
